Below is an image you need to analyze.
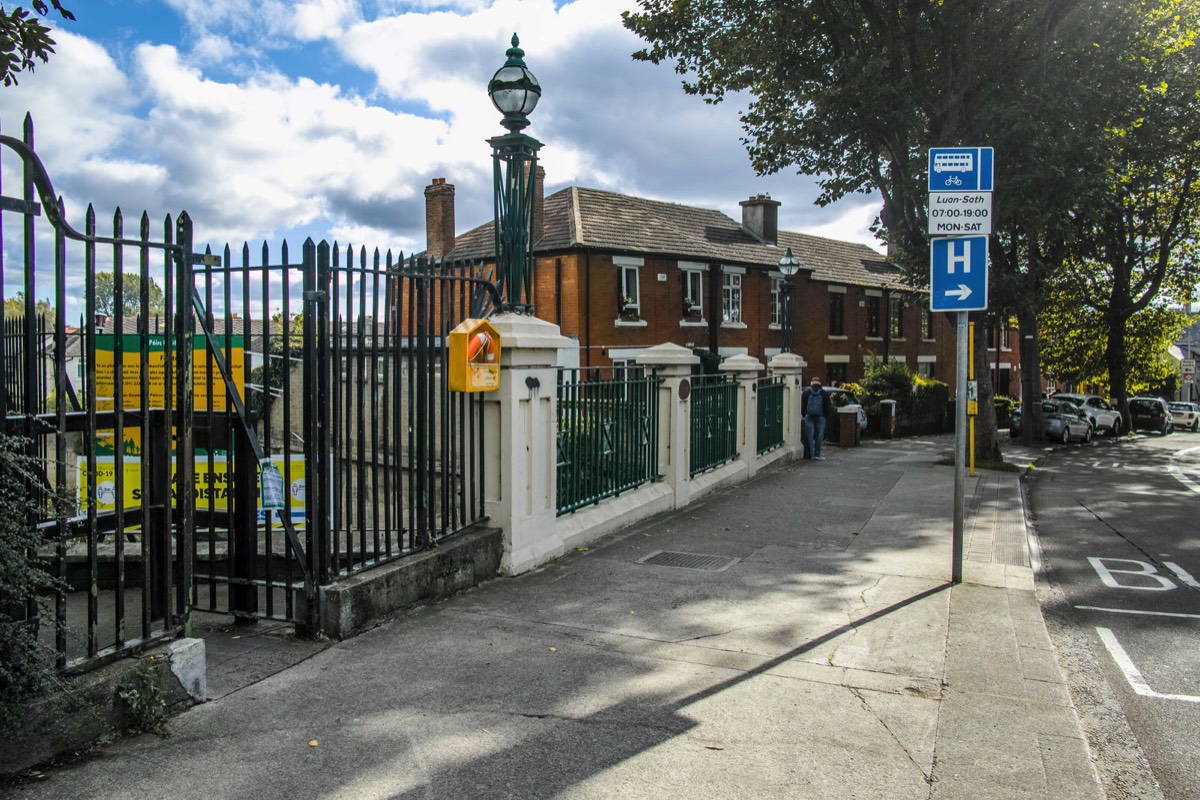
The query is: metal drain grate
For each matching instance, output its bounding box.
[637,550,738,572]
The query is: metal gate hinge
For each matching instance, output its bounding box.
[303,290,326,302]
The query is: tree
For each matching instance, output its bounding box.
[623,0,1132,453]
[0,2,74,87]
[93,272,166,321]
[1041,297,1189,393]
[1058,2,1200,426]
[2,291,53,319]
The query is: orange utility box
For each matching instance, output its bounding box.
[447,318,501,392]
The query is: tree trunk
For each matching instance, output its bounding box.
[1106,306,1132,430]
[1017,307,1045,445]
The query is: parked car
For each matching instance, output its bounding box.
[1050,393,1123,435]
[827,387,868,431]
[1169,401,1200,431]
[1010,398,1093,443]
[1128,396,1173,434]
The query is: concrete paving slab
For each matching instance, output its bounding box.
[3,436,1108,800]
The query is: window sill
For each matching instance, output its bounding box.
[891,337,906,343]
[768,323,781,331]
[615,319,647,328]
[722,322,748,330]
[828,335,847,341]
[679,319,707,327]
[922,338,936,343]
[865,336,883,342]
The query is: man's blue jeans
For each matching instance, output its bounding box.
[805,414,827,458]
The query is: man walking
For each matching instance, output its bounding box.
[801,376,832,460]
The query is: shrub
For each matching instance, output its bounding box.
[0,434,64,734]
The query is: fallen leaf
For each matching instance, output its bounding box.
[308,740,319,747]
[629,610,637,615]
[575,546,589,552]
[705,745,724,751]
[548,647,557,652]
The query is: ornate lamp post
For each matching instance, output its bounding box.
[488,33,542,313]
[777,247,800,352]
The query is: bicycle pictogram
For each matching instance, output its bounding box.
[944,174,963,187]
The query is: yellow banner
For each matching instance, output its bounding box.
[77,454,306,524]
[94,334,246,456]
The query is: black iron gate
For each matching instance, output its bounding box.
[2,114,497,672]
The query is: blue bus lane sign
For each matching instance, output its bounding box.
[930,235,988,312]
[928,147,994,191]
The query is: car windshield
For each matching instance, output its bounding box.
[1130,398,1159,411]
[1170,403,1192,411]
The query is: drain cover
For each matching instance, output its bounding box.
[637,550,738,572]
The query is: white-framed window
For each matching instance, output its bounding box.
[615,256,643,318]
[722,268,743,324]
[680,261,705,320]
[918,355,936,379]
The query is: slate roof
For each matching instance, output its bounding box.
[451,186,911,291]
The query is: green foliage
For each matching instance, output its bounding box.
[248,312,303,420]
[2,291,54,319]
[94,272,166,320]
[1041,301,1190,392]
[0,2,74,87]
[116,656,170,737]
[849,362,949,421]
[0,434,63,734]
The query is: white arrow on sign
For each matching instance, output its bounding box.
[944,284,973,301]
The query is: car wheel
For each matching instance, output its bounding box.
[1110,418,1121,436]
[1163,422,1172,435]
[1192,420,1198,432]
[1061,425,1071,444]
[1083,424,1093,443]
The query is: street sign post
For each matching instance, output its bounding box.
[930,236,989,312]
[928,147,995,586]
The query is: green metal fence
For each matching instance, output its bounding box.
[556,367,662,515]
[757,376,785,454]
[690,373,738,476]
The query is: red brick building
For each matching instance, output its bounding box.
[433,177,1019,388]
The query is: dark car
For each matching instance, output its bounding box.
[1128,396,1173,435]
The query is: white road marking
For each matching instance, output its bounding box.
[1168,445,1200,494]
[1077,605,1200,620]
[1097,627,1200,703]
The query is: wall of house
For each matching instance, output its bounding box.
[524,250,1019,385]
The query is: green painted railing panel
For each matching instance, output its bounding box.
[757,377,785,454]
[690,374,738,476]
[556,368,661,515]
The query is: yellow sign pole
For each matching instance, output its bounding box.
[968,321,976,476]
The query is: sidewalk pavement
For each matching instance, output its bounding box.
[6,434,1106,799]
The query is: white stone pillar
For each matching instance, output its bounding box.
[482,313,573,575]
[719,354,764,477]
[768,352,807,458]
[637,343,700,509]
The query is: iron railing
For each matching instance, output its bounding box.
[556,366,661,515]
[689,373,738,476]
[1,114,191,671]
[1,113,503,672]
[756,376,784,455]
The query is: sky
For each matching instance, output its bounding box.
[0,0,886,315]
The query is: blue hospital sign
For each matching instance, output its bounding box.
[930,236,989,311]
[928,147,994,192]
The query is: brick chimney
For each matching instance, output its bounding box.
[534,166,546,243]
[739,194,781,244]
[424,178,456,261]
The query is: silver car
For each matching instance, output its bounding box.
[1051,393,1122,435]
